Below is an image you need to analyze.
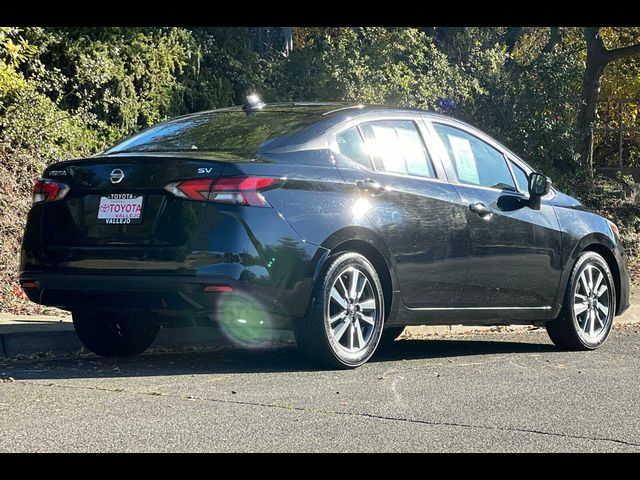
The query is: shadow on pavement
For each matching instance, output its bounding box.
[0,336,559,380]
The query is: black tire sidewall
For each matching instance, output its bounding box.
[320,253,385,367]
[73,310,159,356]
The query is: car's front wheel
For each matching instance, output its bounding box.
[295,252,385,369]
[546,251,616,350]
[72,310,160,357]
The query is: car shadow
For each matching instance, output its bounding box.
[1,336,559,380]
[372,337,557,362]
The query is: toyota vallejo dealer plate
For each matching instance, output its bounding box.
[97,194,144,224]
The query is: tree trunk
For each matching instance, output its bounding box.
[576,28,607,175]
[502,27,523,54]
[576,50,606,175]
[542,27,561,53]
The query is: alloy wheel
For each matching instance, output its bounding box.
[573,264,613,340]
[326,266,379,353]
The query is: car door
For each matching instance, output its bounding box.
[330,117,469,308]
[427,119,563,316]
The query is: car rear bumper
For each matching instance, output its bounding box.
[20,198,330,322]
[18,268,322,323]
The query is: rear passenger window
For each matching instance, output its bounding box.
[433,123,516,191]
[359,120,435,178]
[509,159,530,194]
[336,127,371,169]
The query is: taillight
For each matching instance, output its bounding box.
[164,177,281,207]
[164,179,212,201]
[32,179,70,204]
[203,285,234,293]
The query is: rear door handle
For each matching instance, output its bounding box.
[469,202,493,219]
[356,178,385,196]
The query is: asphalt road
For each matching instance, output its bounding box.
[1,326,639,452]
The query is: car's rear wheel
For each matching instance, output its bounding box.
[546,251,616,350]
[72,310,160,357]
[295,252,385,369]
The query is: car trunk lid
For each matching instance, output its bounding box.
[40,154,230,247]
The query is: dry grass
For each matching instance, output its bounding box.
[0,143,61,315]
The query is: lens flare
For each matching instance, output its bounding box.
[215,291,277,348]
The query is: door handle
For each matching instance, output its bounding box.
[469,202,493,219]
[356,178,385,196]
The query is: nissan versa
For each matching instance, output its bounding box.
[19,100,631,368]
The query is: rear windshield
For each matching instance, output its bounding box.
[104,107,332,159]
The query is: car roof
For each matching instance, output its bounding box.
[110,102,531,171]
[231,103,534,172]
[163,102,473,131]
[181,101,438,116]
[225,102,481,132]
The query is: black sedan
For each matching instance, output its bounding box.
[19,101,630,368]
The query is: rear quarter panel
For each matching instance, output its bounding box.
[229,149,401,305]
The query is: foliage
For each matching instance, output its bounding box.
[454,37,584,178]
[271,27,481,110]
[21,27,195,137]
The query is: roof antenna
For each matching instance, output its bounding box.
[243,93,265,115]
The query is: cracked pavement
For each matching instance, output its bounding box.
[1,326,639,452]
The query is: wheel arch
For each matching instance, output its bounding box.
[312,226,397,321]
[562,232,621,316]
[581,242,622,315]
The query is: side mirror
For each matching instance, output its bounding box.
[528,173,551,210]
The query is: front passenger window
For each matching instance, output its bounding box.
[509,159,530,194]
[433,123,516,191]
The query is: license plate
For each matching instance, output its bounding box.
[97,194,144,225]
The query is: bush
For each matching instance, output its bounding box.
[270,28,480,109]
[1,87,104,161]
[457,43,584,179]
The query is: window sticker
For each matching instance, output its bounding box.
[447,134,479,184]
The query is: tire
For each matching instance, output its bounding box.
[72,310,160,357]
[546,251,616,351]
[377,326,405,350]
[294,252,385,369]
